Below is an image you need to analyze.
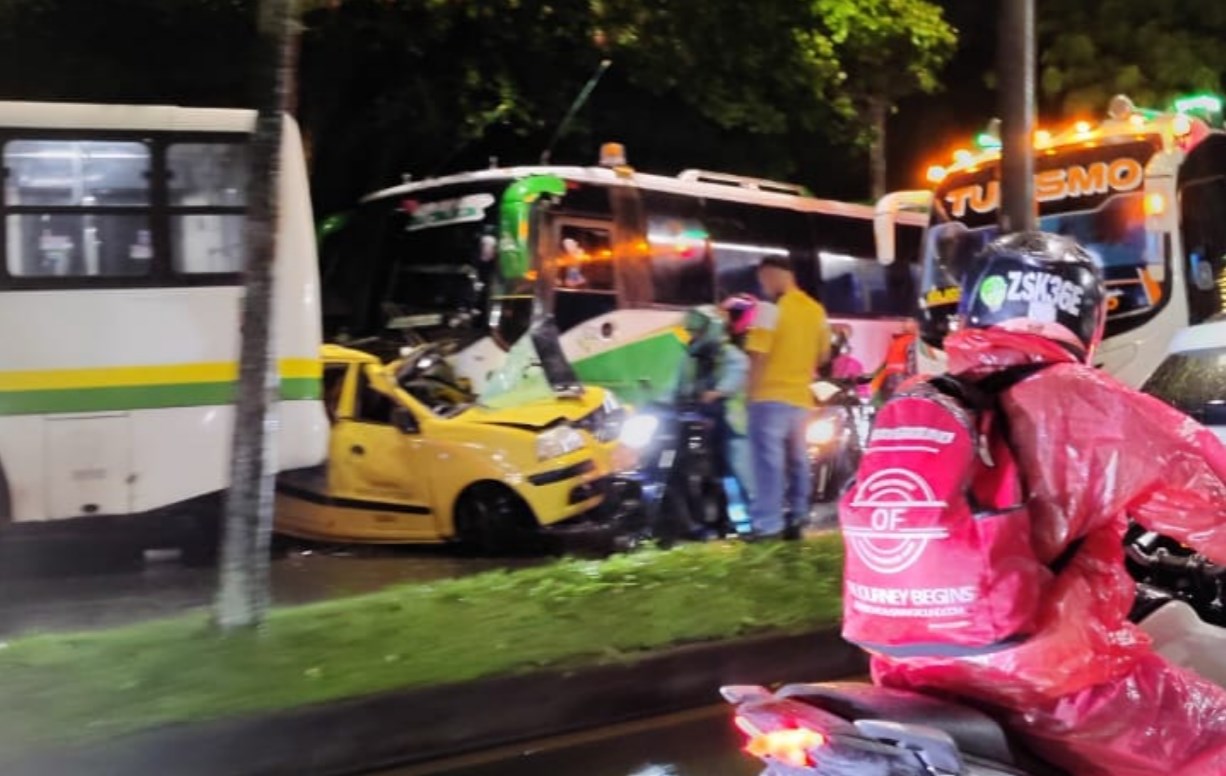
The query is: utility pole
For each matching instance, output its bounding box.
[998,0,1036,233]
[215,0,296,631]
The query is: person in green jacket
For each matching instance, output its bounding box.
[677,306,753,533]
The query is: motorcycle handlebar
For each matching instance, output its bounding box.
[1127,543,1226,579]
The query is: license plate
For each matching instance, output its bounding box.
[659,449,676,469]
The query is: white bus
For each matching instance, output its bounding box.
[0,101,327,562]
[876,94,1226,388]
[320,148,926,403]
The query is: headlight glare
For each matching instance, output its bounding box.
[806,417,838,446]
[618,414,660,450]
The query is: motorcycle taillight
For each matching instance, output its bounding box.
[736,715,826,767]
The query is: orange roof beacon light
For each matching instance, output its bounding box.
[1034,129,1053,148]
[927,164,948,184]
[1074,120,1092,136]
[599,142,627,168]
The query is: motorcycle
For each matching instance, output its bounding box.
[724,527,1226,775]
[807,378,875,508]
[610,400,737,546]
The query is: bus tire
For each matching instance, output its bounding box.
[179,495,223,568]
[454,483,535,556]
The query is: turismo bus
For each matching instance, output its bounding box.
[319,146,926,403]
[875,94,1226,388]
[0,102,327,561]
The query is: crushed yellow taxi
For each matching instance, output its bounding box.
[275,343,621,551]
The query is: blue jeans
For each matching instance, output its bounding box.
[748,401,811,536]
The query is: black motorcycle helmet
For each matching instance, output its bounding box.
[959,231,1106,362]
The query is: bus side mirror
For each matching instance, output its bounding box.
[874,210,897,266]
[874,190,933,266]
[392,407,418,434]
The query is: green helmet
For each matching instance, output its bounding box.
[683,305,725,344]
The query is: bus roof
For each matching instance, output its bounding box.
[932,107,1217,185]
[0,101,256,133]
[363,165,925,225]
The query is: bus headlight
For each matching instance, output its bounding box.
[618,414,660,450]
[536,425,585,461]
[806,417,838,447]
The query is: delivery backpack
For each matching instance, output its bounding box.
[839,364,1049,657]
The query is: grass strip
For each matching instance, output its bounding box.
[0,536,844,754]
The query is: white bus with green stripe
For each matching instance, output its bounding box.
[320,148,925,404]
[0,102,326,560]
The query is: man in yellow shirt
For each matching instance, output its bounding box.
[745,256,831,538]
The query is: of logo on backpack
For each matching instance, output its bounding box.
[845,468,949,575]
[839,367,1049,658]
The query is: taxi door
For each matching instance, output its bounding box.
[326,363,438,539]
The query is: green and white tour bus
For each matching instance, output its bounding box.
[320,145,925,403]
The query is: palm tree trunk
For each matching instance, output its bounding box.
[868,97,888,201]
[214,0,296,632]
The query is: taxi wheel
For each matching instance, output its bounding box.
[455,484,536,556]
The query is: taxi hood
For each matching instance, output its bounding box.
[461,390,602,430]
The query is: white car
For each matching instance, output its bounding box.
[1142,320,1226,444]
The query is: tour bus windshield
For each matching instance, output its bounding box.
[919,140,1164,343]
[379,188,501,326]
[323,184,505,338]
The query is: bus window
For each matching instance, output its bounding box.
[3,139,152,278]
[1181,176,1226,325]
[703,199,813,300]
[811,212,875,257]
[895,222,925,265]
[552,220,617,331]
[818,251,917,318]
[642,190,713,306]
[808,211,916,317]
[167,143,249,274]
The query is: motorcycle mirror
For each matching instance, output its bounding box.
[811,381,841,403]
[720,685,772,704]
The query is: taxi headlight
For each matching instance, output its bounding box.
[618,414,660,450]
[806,416,838,446]
[536,425,585,461]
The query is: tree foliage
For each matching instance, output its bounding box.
[1038,0,1226,115]
[0,0,959,206]
[593,0,842,135]
[817,0,956,136]
[0,0,259,105]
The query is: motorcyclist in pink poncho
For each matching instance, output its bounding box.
[865,232,1226,775]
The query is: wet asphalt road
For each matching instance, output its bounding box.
[380,706,759,776]
[0,544,535,639]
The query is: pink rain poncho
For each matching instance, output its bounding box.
[869,328,1226,776]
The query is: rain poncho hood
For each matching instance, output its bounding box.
[869,327,1226,776]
